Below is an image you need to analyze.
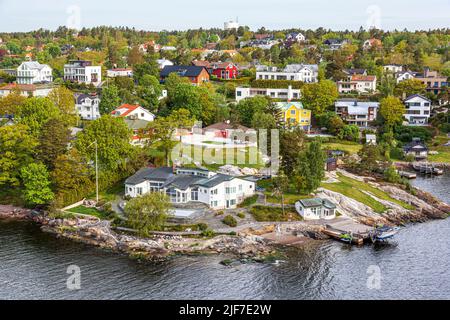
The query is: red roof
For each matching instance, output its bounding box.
[0,83,36,91]
[351,75,376,82]
[111,104,140,117]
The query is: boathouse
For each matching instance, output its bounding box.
[295,198,337,220]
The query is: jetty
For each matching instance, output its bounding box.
[398,171,417,179]
[322,218,374,245]
[412,163,444,176]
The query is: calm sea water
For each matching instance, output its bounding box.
[0,174,449,300]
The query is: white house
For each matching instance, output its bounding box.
[337,75,377,94]
[111,104,155,122]
[124,167,256,210]
[75,93,101,120]
[64,60,102,86]
[0,83,54,98]
[383,64,403,73]
[157,59,174,70]
[403,138,428,160]
[16,61,53,84]
[395,71,416,84]
[256,64,318,83]
[295,198,337,220]
[286,32,306,43]
[236,85,301,102]
[403,94,431,125]
[335,99,379,128]
[106,68,133,78]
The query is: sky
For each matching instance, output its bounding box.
[0,0,449,32]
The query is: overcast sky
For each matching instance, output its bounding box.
[0,0,449,32]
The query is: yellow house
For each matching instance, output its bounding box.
[276,102,312,130]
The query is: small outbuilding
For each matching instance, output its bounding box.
[403,138,428,160]
[295,198,337,220]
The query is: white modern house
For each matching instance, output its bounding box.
[75,93,101,120]
[64,60,102,86]
[106,68,133,78]
[383,64,403,73]
[236,85,301,102]
[295,198,337,221]
[256,64,318,83]
[395,70,416,84]
[16,61,53,84]
[335,99,380,128]
[403,94,431,125]
[337,75,377,94]
[125,167,256,210]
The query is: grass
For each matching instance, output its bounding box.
[250,205,301,222]
[237,195,258,208]
[428,134,450,163]
[87,180,124,202]
[178,144,264,171]
[257,179,311,205]
[322,141,363,155]
[321,173,414,213]
[67,205,109,219]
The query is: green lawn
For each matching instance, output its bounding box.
[67,205,109,219]
[321,173,414,213]
[429,135,450,163]
[322,141,363,155]
[179,144,264,171]
[257,179,311,205]
[250,205,301,222]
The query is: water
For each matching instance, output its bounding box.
[0,174,449,300]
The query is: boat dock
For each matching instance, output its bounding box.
[398,171,417,179]
[412,163,444,175]
[322,218,374,245]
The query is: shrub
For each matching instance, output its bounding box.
[222,215,238,227]
[201,229,216,237]
[238,195,258,208]
[384,166,401,184]
[197,223,208,231]
[237,212,246,219]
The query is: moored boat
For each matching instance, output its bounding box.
[369,226,400,243]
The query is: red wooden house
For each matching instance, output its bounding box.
[211,62,238,80]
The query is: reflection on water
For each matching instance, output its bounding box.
[0,174,449,300]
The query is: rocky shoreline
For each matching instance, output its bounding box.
[1,171,449,262]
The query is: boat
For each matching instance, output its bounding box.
[339,233,353,244]
[369,226,400,243]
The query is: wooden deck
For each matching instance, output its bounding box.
[322,217,374,245]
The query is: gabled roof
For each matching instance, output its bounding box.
[404,94,431,103]
[111,104,140,117]
[195,174,235,188]
[125,167,174,185]
[276,101,306,111]
[75,93,99,104]
[192,60,212,68]
[19,61,50,71]
[299,198,337,209]
[0,83,36,91]
[350,75,376,82]
[160,65,208,78]
[162,175,205,190]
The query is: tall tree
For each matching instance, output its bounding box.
[99,84,121,115]
[136,74,162,112]
[37,118,71,170]
[17,97,60,136]
[20,163,54,206]
[379,96,406,128]
[48,87,79,126]
[280,128,306,174]
[301,80,339,115]
[124,192,171,236]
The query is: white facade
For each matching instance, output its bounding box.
[107,69,133,78]
[256,64,318,83]
[383,65,403,73]
[125,167,256,210]
[338,76,377,94]
[396,71,416,84]
[16,61,53,84]
[287,33,306,43]
[295,199,337,221]
[64,60,102,86]
[404,94,431,125]
[75,94,101,120]
[112,105,155,122]
[236,86,301,102]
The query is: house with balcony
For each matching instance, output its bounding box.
[403,94,431,126]
[337,75,377,94]
[124,167,256,210]
[235,85,301,102]
[335,99,379,128]
[64,60,102,86]
[16,61,53,84]
[256,64,318,83]
[276,102,311,131]
[75,93,101,120]
[414,68,448,95]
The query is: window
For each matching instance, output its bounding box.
[237,91,242,97]
[290,110,296,115]
[239,185,242,191]
[137,187,143,195]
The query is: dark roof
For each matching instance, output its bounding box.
[345,68,367,75]
[162,175,204,190]
[299,198,337,209]
[125,167,174,185]
[75,93,99,104]
[404,94,431,103]
[324,38,343,45]
[160,65,207,78]
[195,174,235,188]
[403,139,428,152]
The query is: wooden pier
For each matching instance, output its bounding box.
[322,218,374,245]
[412,163,444,176]
[398,171,417,179]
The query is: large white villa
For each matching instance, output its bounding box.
[125,167,256,210]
